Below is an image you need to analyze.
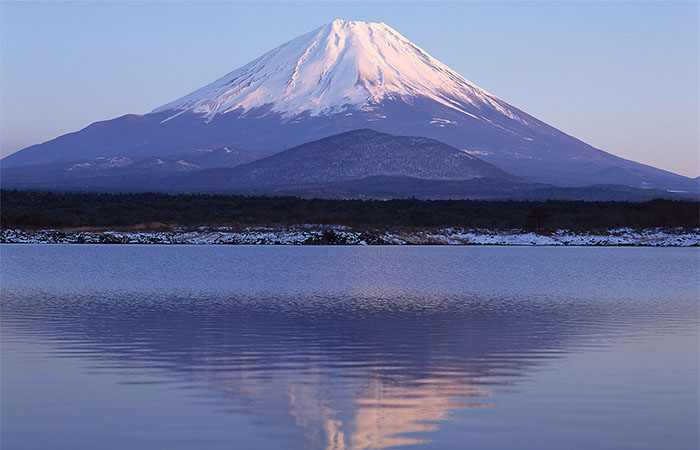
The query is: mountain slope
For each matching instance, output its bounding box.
[177,129,514,189]
[0,147,260,187]
[1,19,695,192]
[5,129,692,201]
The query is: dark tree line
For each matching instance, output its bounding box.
[1,190,698,231]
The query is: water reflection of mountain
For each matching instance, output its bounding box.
[4,290,688,450]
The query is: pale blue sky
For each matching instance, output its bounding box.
[1,1,698,177]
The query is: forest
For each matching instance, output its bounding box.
[1,190,698,231]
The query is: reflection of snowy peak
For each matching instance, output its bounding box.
[153,19,522,123]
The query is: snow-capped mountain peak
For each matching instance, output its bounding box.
[5,19,694,192]
[152,19,521,122]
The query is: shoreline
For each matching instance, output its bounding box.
[1,227,698,246]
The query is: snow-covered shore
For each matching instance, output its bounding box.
[1,227,698,246]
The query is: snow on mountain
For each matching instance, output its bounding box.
[153,19,522,124]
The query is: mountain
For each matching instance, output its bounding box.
[5,128,692,201]
[172,130,690,200]
[1,147,260,188]
[1,19,696,193]
[177,129,514,190]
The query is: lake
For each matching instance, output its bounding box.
[1,245,698,449]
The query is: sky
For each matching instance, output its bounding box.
[1,1,698,177]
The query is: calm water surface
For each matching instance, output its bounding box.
[1,245,698,449]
